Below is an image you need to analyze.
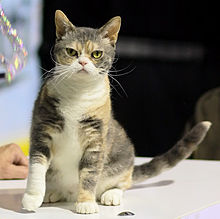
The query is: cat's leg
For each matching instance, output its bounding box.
[74,125,104,214]
[74,145,104,214]
[22,128,52,211]
[22,158,49,211]
[99,167,133,206]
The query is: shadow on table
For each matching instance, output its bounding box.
[130,180,174,190]
[0,189,74,215]
[0,189,78,215]
[0,180,174,215]
[42,201,74,210]
[0,188,32,213]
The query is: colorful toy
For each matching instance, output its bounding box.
[0,1,28,83]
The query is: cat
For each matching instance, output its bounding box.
[22,10,211,214]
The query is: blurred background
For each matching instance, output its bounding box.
[0,0,41,154]
[1,0,220,159]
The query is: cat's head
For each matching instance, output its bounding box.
[53,10,121,81]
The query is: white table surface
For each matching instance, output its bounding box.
[0,157,220,219]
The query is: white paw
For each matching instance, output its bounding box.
[74,201,99,214]
[101,188,123,206]
[44,191,61,203]
[22,192,44,211]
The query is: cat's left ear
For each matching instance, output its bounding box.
[99,16,121,46]
[55,10,75,39]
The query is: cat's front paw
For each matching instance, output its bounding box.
[44,191,62,203]
[22,192,44,211]
[101,188,123,206]
[74,201,99,214]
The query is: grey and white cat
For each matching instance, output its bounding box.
[22,10,211,214]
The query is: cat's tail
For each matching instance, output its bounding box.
[132,121,211,184]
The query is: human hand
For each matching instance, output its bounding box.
[0,143,28,179]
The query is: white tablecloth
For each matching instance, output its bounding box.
[0,158,220,219]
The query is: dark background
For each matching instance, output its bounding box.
[39,0,220,157]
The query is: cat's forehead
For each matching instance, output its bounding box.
[62,27,109,50]
[66,40,100,53]
[73,27,100,42]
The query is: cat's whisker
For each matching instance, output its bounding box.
[49,46,60,66]
[59,69,73,84]
[97,66,128,97]
[53,65,75,85]
[50,68,70,89]
[110,63,133,73]
[108,74,128,98]
[108,66,136,77]
[98,69,107,75]
[53,69,70,86]
[39,66,51,73]
[109,82,123,98]
[66,69,76,80]
[38,63,70,82]
[39,66,57,80]
[112,54,119,64]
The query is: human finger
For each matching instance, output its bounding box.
[5,164,28,179]
[9,144,29,166]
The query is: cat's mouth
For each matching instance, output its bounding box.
[77,69,89,74]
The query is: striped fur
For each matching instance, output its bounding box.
[22,10,211,214]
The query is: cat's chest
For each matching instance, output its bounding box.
[52,101,83,158]
[49,82,107,169]
[50,111,82,191]
[59,89,101,120]
[50,95,92,169]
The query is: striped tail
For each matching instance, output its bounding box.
[132,121,211,184]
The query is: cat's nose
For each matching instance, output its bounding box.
[79,60,88,67]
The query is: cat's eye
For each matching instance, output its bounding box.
[91,50,103,59]
[66,48,78,57]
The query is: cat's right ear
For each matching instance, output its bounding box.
[99,16,121,46]
[55,10,75,39]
